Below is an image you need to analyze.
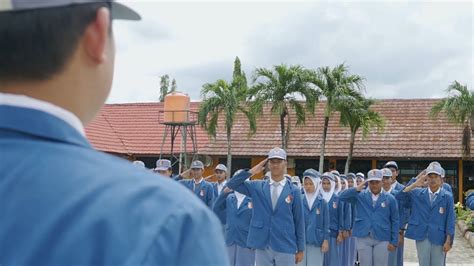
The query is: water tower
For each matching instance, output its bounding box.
[159,92,198,171]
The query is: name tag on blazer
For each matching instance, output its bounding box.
[316,208,320,215]
[439,207,445,214]
[248,202,253,209]
[200,190,205,197]
[285,195,293,204]
[333,202,337,209]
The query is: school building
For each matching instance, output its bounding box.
[85,99,474,203]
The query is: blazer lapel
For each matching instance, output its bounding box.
[275,181,291,211]
[262,180,273,211]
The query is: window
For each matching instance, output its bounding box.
[295,159,329,177]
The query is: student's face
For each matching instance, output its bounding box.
[382,177,392,191]
[428,173,442,191]
[304,178,316,193]
[341,181,346,190]
[156,169,172,177]
[191,168,203,179]
[347,179,354,188]
[268,159,286,177]
[356,178,363,186]
[322,178,331,192]
[369,181,382,194]
[389,167,399,183]
[334,179,339,190]
[215,170,226,181]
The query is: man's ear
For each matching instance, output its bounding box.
[82,7,111,64]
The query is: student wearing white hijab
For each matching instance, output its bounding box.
[320,173,343,266]
[298,169,329,266]
[345,173,358,266]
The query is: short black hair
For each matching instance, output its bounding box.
[0,3,110,84]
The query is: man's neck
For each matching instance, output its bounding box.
[429,186,440,193]
[271,174,284,182]
[194,177,203,183]
[218,179,225,184]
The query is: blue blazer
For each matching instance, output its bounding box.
[392,182,410,230]
[339,188,400,246]
[302,194,330,246]
[227,171,305,254]
[213,191,253,248]
[0,105,228,266]
[396,187,455,246]
[179,179,215,208]
[326,194,344,237]
[339,196,352,231]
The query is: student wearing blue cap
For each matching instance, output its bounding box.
[213,164,228,197]
[154,159,173,177]
[298,169,329,266]
[319,172,343,266]
[179,160,215,208]
[213,181,255,266]
[396,164,455,266]
[132,160,146,168]
[0,1,228,265]
[226,147,306,266]
[339,169,399,266]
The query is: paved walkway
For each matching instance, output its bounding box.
[403,227,474,265]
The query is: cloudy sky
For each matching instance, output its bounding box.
[109,0,473,103]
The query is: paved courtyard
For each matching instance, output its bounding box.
[403,227,474,265]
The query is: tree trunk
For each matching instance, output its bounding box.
[280,113,287,149]
[227,128,232,177]
[462,119,471,159]
[345,128,356,174]
[319,116,330,172]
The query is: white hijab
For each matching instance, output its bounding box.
[339,178,348,193]
[303,176,321,208]
[333,175,342,194]
[320,175,335,203]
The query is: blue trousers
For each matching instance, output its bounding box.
[355,236,389,266]
[256,247,295,266]
[415,238,445,266]
[323,237,340,266]
[297,244,323,266]
[227,244,255,266]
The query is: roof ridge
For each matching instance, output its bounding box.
[101,112,131,155]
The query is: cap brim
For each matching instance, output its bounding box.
[111,2,141,20]
[154,167,169,171]
[426,170,441,176]
[268,156,286,160]
[366,177,382,182]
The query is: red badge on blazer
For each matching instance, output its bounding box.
[316,208,320,215]
[333,202,337,209]
[285,195,293,204]
[200,190,204,197]
[248,202,253,209]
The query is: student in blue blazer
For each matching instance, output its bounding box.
[213,164,229,197]
[179,160,215,208]
[396,164,455,266]
[339,175,353,266]
[406,162,452,195]
[213,185,255,266]
[0,2,228,265]
[319,172,343,266]
[344,173,358,266]
[298,169,329,266]
[339,169,399,266]
[226,148,305,266]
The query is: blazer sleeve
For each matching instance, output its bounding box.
[226,170,253,197]
[292,189,306,252]
[389,196,400,246]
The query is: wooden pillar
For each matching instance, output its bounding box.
[371,159,377,169]
[458,159,463,203]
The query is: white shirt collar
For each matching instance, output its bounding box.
[391,181,398,189]
[429,187,441,195]
[194,178,203,185]
[0,92,85,135]
[269,177,287,187]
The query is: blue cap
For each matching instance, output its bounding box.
[268,147,287,160]
[384,161,398,170]
[366,169,383,182]
[155,159,171,171]
[340,175,347,180]
[0,0,141,20]
[321,172,335,181]
[215,164,227,172]
[429,162,445,178]
[330,170,340,176]
[191,160,204,169]
[303,169,321,179]
[425,163,442,176]
[381,168,392,178]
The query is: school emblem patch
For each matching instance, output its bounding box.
[381,202,386,208]
[200,190,204,197]
[248,202,253,209]
[439,207,445,214]
[316,208,320,215]
[285,195,293,204]
[333,202,337,209]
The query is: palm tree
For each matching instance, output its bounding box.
[310,63,364,172]
[339,97,385,174]
[249,64,319,150]
[431,81,474,159]
[198,57,256,175]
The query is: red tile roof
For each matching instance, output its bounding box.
[85,99,471,159]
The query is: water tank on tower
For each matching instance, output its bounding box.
[163,92,190,123]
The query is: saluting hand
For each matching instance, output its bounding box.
[295,251,304,264]
[223,187,233,194]
[249,158,268,176]
[356,179,367,192]
[180,168,192,179]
